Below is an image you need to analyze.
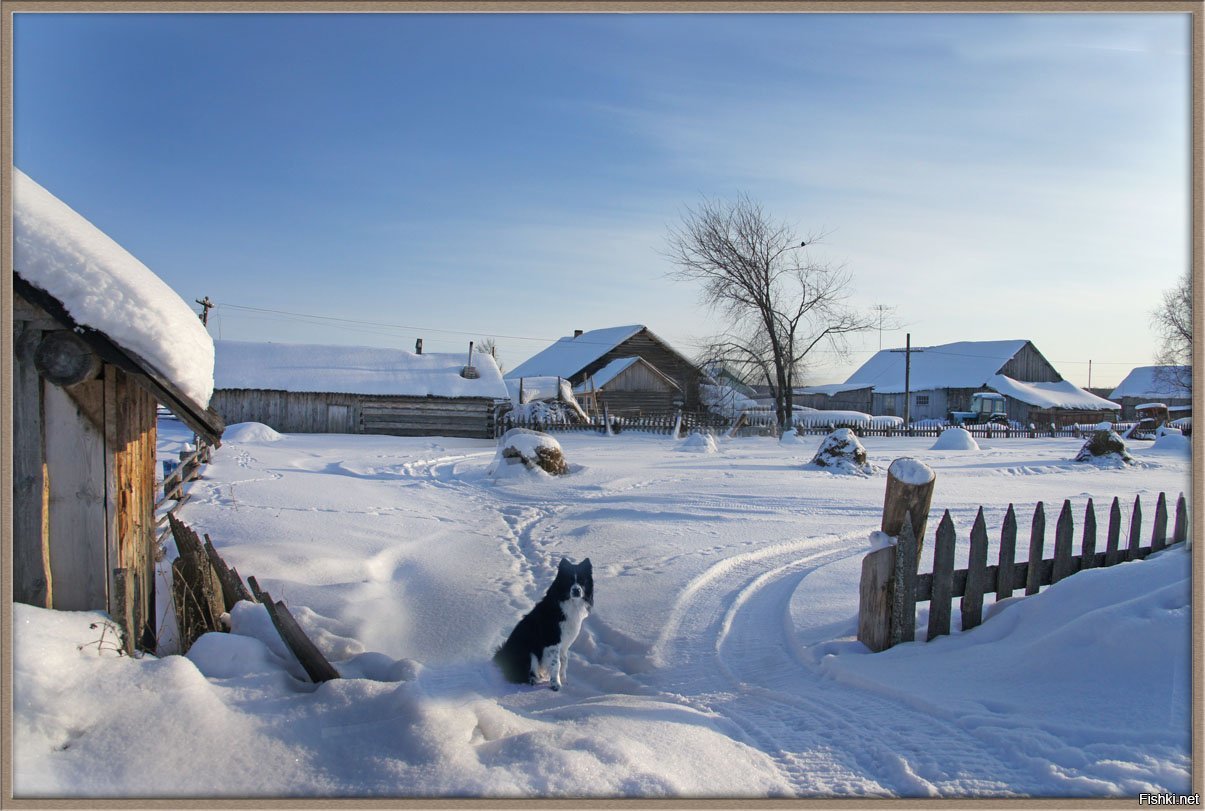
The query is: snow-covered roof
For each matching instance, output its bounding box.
[13,168,216,408]
[796,383,873,396]
[845,340,1030,393]
[214,341,509,399]
[574,356,680,393]
[507,325,645,379]
[1108,366,1192,399]
[987,375,1120,411]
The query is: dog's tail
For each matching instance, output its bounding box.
[491,645,529,684]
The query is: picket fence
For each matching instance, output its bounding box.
[860,491,1189,651]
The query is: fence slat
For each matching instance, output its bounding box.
[1105,497,1122,567]
[1174,493,1188,544]
[1026,502,1045,596]
[1152,492,1168,552]
[1080,498,1097,570]
[927,511,956,641]
[996,504,1018,600]
[890,514,919,646]
[1128,495,1143,561]
[961,508,990,631]
[1052,500,1075,584]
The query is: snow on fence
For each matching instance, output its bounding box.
[501,410,729,437]
[859,482,1190,652]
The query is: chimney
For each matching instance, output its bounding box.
[415,338,423,355]
[460,340,480,379]
[574,329,584,338]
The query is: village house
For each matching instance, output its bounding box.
[506,325,704,417]
[1108,365,1192,421]
[12,169,225,653]
[797,339,1119,426]
[210,340,510,438]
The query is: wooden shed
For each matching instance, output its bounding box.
[507,325,703,417]
[573,356,683,415]
[210,340,510,439]
[1108,366,1192,420]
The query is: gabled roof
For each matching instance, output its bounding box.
[13,169,224,445]
[1109,366,1192,399]
[214,340,509,400]
[507,325,645,379]
[796,383,873,396]
[573,356,681,393]
[845,340,1031,393]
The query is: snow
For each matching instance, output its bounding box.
[506,325,645,379]
[845,339,1029,393]
[987,375,1119,411]
[795,383,872,396]
[887,457,935,485]
[222,421,283,443]
[930,427,981,451]
[1109,366,1192,399]
[13,168,215,407]
[11,426,1192,798]
[574,356,642,389]
[794,409,874,427]
[678,432,718,453]
[214,340,508,399]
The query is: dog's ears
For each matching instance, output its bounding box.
[579,558,592,571]
[558,557,573,573]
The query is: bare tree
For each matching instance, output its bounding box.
[477,337,503,374]
[666,194,875,431]
[1150,270,1191,395]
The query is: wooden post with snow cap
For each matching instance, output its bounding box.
[857,458,936,652]
[881,458,937,558]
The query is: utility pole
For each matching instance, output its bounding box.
[889,334,924,430]
[871,304,893,351]
[1088,360,1092,389]
[195,296,214,326]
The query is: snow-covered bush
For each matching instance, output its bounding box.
[1074,428,1134,467]
[488,428,569,477]
[679,431,718,453]
[930,427,979,451]
[807,428,875,476]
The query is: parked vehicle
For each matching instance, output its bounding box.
[949,391,1008,426]
[1123,402,1170,440]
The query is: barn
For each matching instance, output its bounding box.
[1109,365,1192,420]
[823,339,1119,426]
[211,340,510,438]
[12,169,224,653]
[507,325,703,417]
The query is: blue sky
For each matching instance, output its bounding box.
[13,11,1190,388]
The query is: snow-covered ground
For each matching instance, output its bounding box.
[12,427,1193,799]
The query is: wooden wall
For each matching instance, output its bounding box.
[13,293,158,650]
[212,389,501,438]
[998,342,1063,383]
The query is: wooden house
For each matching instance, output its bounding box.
[211,340,510,439]
[834,339,1119,426]
[573,356,683,415]
[507,325,703,417]
[1108,366,1192,420]
[12,170,224,653]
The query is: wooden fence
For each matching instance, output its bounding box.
[155,441,212,547]
[859,490,1189,652]
[500,409,730,437]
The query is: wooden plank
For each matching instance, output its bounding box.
[889,514,919,646]
[1173,493,1188,544]
[203,533,256,610]
[1051,500,1075,584]
[961,508,990,631]
[1128,495,1143,561]
[169,514,225,653]
[1152,492,1168,552]
[1105,497,1122,567]
[13,322,52,607]
[927,511,956,641]
[996,504,1018,600]
[1080,498,1098,569]
[1026,502,1045,596]
[43,380,108,610]
[857,545,896,653]
[246,577,339,683]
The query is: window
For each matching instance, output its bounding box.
[916,394,930,406]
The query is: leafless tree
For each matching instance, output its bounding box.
[477,337,503,374]
[666,194,876,431]
[1150,270,1192,395]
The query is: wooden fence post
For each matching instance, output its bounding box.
[881,458,936,558]
[961,508,989,631]
[1052,500,1075,584]
[1026,502,1045,596]
[857,543,896,653]
[889,514,919,646]
[1152,492,1168,552]
[927,511,956,641]
[1128,495,1143,561]
[996,504,1018,600]
[1105,498,1122,567]
[1080,499,1097,569]
[1174,493,1188,544]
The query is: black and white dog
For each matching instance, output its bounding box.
[493,558,593,691]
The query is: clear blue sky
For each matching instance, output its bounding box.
[14,11,1190,388]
